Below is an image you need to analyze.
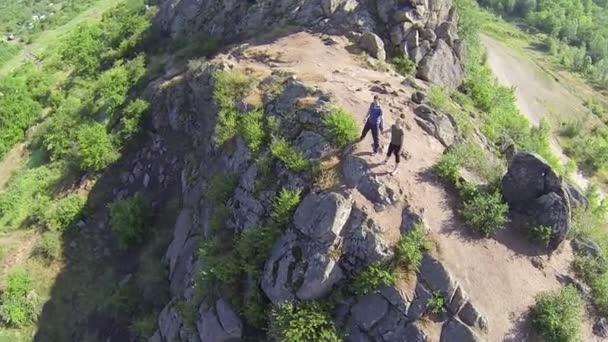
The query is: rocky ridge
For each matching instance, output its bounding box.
[158,0,465,89]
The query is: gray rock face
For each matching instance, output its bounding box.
[197,300,242,342]
[417,39,464,90]
[360,31,387,61]
[572,238,603,258]
[158,303,183,342]
[408,282,432,321]
[165,209,193,278]
[263,191,351,303]
[435,21,458,46]
[294,192,352,241]
[414,104,458,147]
[343,153,404,210]
[420,254,458,300]
[448,285,468,315]
[351,293,390,331]
[594,317,608,338]
[411,91,428,105]
[563,180,588,209]
[441,319,483,342]
[501,152,572,249]
[295,131,332,161]
[341,206,394,272]
[459,301,484,330]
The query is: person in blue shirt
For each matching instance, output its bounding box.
[359,95,384,154]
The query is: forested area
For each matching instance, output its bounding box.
[476,0,608,87]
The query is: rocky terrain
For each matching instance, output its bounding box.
[129,0,601,340]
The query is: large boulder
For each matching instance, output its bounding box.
[340,206,394,272]
[294,192,353,241]
[563,180,588,209]
[417,39,464,90]
[501,152,572,249]
[440,319,483,342]
[295,131,332,161]
[435,21,458,47]
[360,31,387,61]
[197,299,243,342]
[413,104,457,147]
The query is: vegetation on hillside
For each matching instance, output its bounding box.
[476,0,608,88]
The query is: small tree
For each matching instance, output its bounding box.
[110,193,147,249]
[76,123,118,172]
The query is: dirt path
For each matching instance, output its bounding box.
[236,32,594,340]
[481,34,592,191]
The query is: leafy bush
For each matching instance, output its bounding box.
[351,263,397,296]
[427,292,447,315]
[213,70,256,110]
[461,191,509,237]
[76,123,119,172]
[39,231,62,260]
[195,238,241,300]
[35,194,85,232]
[271,189,302,227]
[392,55,417,76]
[435,152,462,186]
[572,255,608,284]
[323,107,359,148]
[270,302,341,342]
[0,270,38,327]
[240,110,266,154]
[39,96,83,160]
[532,285,583,342]
[395,223,431,272]
[214,108,240,147]
[271,138,309,173]
[592,274,608,316]
[530,225,553,247]
[120,99,149,140]
[207,175,237,207]
[110,193,148,249]
[237,226,282,277]
[0,163,66,232]
[244,285,270,329]
[132,315,157,338]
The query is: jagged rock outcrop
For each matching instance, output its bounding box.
[501,152,573,249]
[413,104,458,147]
[158,0,465,89]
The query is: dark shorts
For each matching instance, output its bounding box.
[387,143,402,163]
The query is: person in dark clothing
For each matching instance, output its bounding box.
[359,95,384,154]
[383,117,405,176]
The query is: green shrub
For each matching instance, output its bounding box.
[36,194,85,232]
[213,70,256,110]
[270,138,309,173]
[461,191,509,237]
[40,96,83,160]
[429,86,451,112]
[435,152,462,187]
[237,226,282,277]
[323,107,359,148]
[39,231,63,260]
[195,238,242,300]
[207,175,237,207]
[592,273,608,316]
[120,99,149,140]
[0,270,38,327]
[532,285,583,342]
[395,223,431,272]
[427,292,447,315]
[240,110,266,154]
[132,315,157,338]
[270,302,341,342]
[271,188,302,227]
[351,263,397,296]
[530,225,553,247]
[572,255,608,284]
[214,108,240,147]
[110,193,148,249]
[0,162,67,232]
[392,55,417,76]
[243,285,270,329]
[76,123,119,172]
[559,120,583,139]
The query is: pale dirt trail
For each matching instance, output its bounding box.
[234,32,594,341]
[481,34,592,191]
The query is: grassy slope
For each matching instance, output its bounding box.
[479,11,608,187]
[0,0,123,77]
